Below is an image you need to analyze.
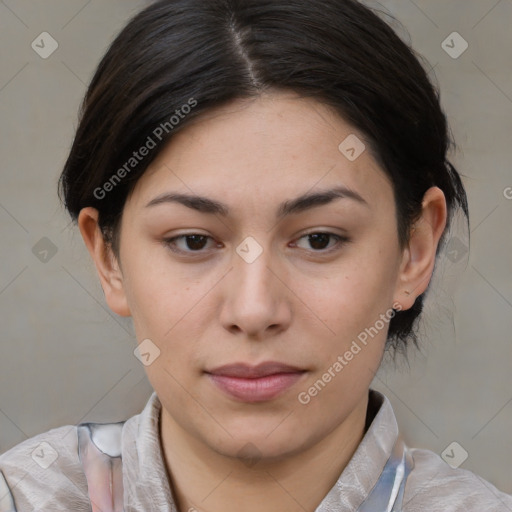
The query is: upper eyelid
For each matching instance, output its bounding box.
[165,230,345,242]
[164,231,347,253]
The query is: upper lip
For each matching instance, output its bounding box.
[206,362,306,378]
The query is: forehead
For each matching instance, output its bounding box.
[126,91,393,214]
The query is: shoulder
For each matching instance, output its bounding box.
[403,446,512,512]
[0,424,90,511]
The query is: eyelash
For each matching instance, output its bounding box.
[162,231,350,257]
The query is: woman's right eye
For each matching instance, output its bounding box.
[162,234,218,255]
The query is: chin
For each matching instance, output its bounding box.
[214,441,300,466]
[204,423,312,464]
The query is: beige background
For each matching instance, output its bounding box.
[0,0,511,495]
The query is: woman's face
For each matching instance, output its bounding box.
[102,91,410,459]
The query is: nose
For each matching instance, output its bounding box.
[219,240,292,340]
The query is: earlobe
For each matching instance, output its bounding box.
[77,207,131,317]
[393,187,447,310]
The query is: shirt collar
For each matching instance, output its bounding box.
[315,389,399,511]
[121,388,398,511]
[121,390,177,511]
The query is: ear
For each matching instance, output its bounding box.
[393,186,448,310]
[77,207,131,317]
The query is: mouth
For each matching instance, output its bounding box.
[205,362,307,403]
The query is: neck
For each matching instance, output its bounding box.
[159,395,370,512]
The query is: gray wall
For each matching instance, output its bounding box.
[1,0,511,494]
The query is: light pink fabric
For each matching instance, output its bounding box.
[77,423,124,512]
[0,390,511,511]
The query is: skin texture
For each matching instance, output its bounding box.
[78,91,447,512]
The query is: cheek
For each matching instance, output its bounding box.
[290,246,400,397]
[121,239,188,321]
[293,265,394,414]
[296,248,398,333]
[122,253,212,371]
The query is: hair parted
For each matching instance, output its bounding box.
[58,0,469,354]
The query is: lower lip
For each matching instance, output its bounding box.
[207,372,306,402]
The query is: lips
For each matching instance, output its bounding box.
[206,362,305,378]
[205,362,307,402]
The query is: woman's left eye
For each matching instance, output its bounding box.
[162,231,349,256]
[293,232,349,253]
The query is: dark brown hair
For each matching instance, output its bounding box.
[58,0,469,353]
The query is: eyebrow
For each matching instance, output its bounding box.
[145,185,368,218]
